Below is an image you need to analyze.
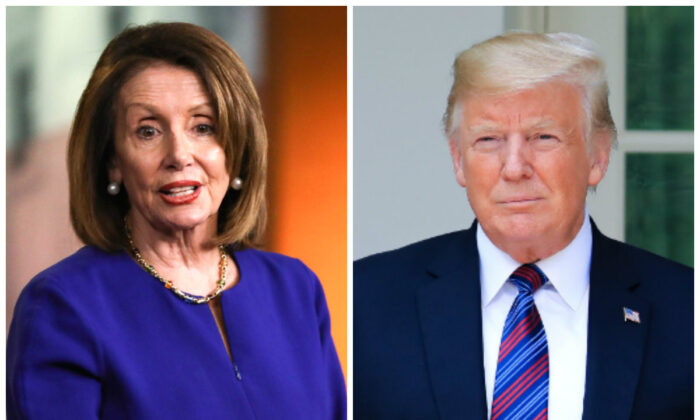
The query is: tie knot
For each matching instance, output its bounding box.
[509,264,548,294]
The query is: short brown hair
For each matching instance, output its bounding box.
[68,22,267,251]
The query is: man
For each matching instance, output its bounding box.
[354,32,692,420]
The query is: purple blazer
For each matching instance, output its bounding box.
[7,246,346,419]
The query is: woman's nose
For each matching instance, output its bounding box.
[163,129,194,170]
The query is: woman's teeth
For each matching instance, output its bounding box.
[163,186,197,196]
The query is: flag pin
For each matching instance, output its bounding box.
[623,307,640,324]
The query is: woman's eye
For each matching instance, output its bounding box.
[136,126,158,139]
[194,124,215,135]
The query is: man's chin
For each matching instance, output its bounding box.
[481,216,551,246]
[487,213,542,233]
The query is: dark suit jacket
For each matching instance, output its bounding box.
[354,220,692,419]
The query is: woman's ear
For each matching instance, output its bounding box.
[108,155,123,185]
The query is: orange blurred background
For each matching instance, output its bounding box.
[263,7,347,378]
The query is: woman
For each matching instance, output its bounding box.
[7,22,346,419]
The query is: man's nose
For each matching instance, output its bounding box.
[500,134,533,180]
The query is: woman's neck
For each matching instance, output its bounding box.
[126,211,234,295]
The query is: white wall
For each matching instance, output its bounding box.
[354,6,505,259]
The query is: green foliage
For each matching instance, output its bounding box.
[626,6,693,130]
[625,153,693,267]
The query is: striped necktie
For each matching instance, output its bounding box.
[491,264,549,420]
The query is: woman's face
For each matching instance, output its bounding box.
[110,63,231,236]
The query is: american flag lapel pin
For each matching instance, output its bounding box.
[623,307,641,324]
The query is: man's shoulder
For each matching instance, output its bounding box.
[593,229,693,297]
[355,229,473,273]
[595,230,692,276]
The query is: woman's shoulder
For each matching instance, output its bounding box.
[24,246,131,297]
[232,247,321,296]
[233,247,314,276]
[10,246,131,357]
[43,245,124,271]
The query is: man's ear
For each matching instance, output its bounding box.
[448,135,467,187]
[587,130,612,187]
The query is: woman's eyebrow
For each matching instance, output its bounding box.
[188,102,214,113]
[124,101,156,111]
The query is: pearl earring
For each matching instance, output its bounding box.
[107,182,120,195]
[231,177,243,190]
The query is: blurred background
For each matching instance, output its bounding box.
[6,6,347,377]
[354,6,693,268]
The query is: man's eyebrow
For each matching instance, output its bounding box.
[465,118,560,134]
[465,121,502,134]
[526,118,558,130]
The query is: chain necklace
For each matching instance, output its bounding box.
[124,218,228,304]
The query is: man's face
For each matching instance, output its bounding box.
[449,81,610,262]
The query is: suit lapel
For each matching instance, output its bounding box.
[416,223,488,420]
[582,222,650,420]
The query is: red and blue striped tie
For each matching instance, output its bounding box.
[491,264,549,420]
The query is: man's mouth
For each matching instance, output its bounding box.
[497,197,543,206]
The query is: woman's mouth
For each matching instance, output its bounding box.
[162,185,198,197]
[159,182,202,204]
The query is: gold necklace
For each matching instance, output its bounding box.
[125,219,227,304]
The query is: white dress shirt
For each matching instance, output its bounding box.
[478,213,591,420]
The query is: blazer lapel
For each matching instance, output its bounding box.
[416,223,488,420]
[582,222,650,420]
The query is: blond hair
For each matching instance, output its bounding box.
[444,32,616,143]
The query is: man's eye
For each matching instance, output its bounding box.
[535,134,557,141]
[136,126,158,139]
[473,136,502,151]
[194,124,215,135]
[477,136,504,144]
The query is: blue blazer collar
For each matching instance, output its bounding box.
[416,220,489,419]
[582,220,650,420]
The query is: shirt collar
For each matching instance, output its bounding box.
[477,210,592,311]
